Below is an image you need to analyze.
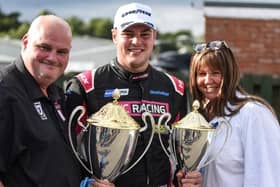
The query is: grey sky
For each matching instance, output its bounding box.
[1,0,278,36]
[0,0,205,36]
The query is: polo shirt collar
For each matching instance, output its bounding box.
[15,56,60,102]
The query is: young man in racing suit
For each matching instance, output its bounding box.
[65,3,202,187]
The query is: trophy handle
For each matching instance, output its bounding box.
[122,112,155,174]
[157,113,172,158]
[197,117,232,170]
[68,105,94,175]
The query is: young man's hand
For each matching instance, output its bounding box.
[91,179,115,187]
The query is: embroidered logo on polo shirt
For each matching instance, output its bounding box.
[34,102,47,120]
[54,101,66,122]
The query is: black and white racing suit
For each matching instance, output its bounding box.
[65,59,188,187]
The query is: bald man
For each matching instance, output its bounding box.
[0,15,82,187]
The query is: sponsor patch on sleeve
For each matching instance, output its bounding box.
[165,74,185,96]
[76,70,96,93]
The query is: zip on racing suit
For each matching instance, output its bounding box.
[65,59,188,187]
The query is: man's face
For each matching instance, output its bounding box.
[22,26,71,88]
[112,24,157,73]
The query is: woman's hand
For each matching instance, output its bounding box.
[176,169,202,187]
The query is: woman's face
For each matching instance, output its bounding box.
[196,65,222,101]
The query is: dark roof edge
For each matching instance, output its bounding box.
[204,1,280,9]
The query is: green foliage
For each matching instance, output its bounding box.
[8,22,30,39]
[0,10,21,32]
[37,9,56,16]
[85,18,98,36]
[158,30,192,40]
[66,16,86,36]
[241,74,280,121]
[93,18,113,39]
[0,8,192,43]
[86,18,113,39]
[156,29,195,53]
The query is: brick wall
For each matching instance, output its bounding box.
[205,17,280,76]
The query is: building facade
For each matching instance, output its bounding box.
[204,0,280,75]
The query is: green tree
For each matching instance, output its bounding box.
[8,22,30,38]
[0,11,21,32]
[94,18,113,39]
[156,29,194,53]
[66,16,86,36]
[37,9,56,16]
[86,18,113,39]
[158,30,193,41]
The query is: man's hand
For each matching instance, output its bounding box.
[91,179,115,187]
[0,181,5,187]
[176,169,202,187]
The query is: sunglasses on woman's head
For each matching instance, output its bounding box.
[194,40,229,53]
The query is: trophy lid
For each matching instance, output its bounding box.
[87,89,140,130]
[174,100,214,131]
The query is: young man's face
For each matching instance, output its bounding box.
[112,24,157,73]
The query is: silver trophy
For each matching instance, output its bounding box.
[68,89,154,181]
[158,100,231,171]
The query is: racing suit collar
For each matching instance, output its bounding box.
[111,58,150,82]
